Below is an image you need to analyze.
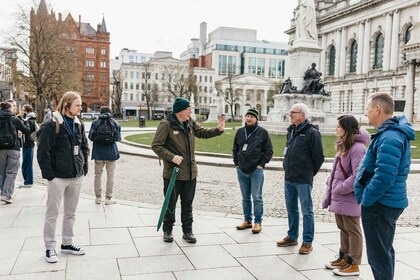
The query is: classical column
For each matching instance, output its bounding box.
[339,27,347,77]
[390,10,400,70]
[362,19,371,74]
[335,29,341,78]
[405,60,415,122]
[261,90,267,117]
[320,34,327,76]
[382,12,393,71]
[357,21,365,74]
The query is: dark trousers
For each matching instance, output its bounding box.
[22,146,34,185]
[162,179,196,234]
[362,202,404,280]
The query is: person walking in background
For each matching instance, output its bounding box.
[37,91,89,263]
[277,103,324,254]
[0,101,30,203]
[233,108,273,234]
[355,92,414,280]
[88,106,121,205]
[20,104,38,188]
[152,97,225,244]
[43,107,52,123]
[323,115,370,277]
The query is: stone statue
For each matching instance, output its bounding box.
[280,77,297,94]
[295,0,318,41]
[301,63,329,95]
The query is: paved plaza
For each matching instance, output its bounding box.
[1,127,420,279]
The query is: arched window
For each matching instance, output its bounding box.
[404,25,412,60]
[349,41,358,73]
[373,34,384,69]
[329,46,336,76]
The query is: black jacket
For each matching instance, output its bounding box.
[0,109,30,151]
[23,112,37,148]
[37,112,89,180]
[233,123,273,174]
[283,120,324,184]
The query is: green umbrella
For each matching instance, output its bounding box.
[157,166,179,231]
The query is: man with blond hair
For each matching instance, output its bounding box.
[355,92,414,280]
[37,91,89,263]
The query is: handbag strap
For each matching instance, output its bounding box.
[338,156,349,179]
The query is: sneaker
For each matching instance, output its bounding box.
[325,255,347,269]
[163,231,173,243]
[105,198,117,205]
[182,232,197,244]
[251,223,262,234]
[61,244,85,255]
[333,263,360,276]
[277,236,298,247]
[236,221,252,230]
[299,243,313,254]
[45,249,58,263]
[1,196,13,204]
[19,184,32,188]
[95,197,101,204]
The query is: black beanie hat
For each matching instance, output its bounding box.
[173,97,191,113]
[245,108,259,120]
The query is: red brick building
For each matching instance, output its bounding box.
[31,0,110,112]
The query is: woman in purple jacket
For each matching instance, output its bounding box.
[322,115,370,277]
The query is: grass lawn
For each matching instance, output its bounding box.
[122,121,420,158]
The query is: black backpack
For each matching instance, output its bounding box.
[0,117,17,149]
[93,119,116,145]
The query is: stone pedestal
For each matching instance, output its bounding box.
[205,103,219,122]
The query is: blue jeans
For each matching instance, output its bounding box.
[362,202,404,280]
[237,168,264,224]
[284,181,314,244]
[22,146,34,185]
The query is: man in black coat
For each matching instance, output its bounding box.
[233,108,273,234]
[277,103,324,255]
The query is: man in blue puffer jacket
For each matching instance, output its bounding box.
[354,92,415,280]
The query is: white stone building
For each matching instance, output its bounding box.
[286,0,420,123]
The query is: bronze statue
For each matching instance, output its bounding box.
[301,63,329,95]
[280,77,298,94]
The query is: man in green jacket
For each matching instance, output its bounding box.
[152,97,225,243]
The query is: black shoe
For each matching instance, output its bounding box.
[163,231,173,243]
[182,232,197,244]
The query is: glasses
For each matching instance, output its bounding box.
[289,111,302,114]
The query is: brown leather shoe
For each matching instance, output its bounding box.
[251,224,262,234]
[236,221,252,230]
[277,236,298,247]
[299,243,313,254]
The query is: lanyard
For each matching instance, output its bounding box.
[63,116,76,141]
[244,126,258,141]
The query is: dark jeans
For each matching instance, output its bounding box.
[22,146,34,185]
[162,179,196,234]
[362,202,404,280]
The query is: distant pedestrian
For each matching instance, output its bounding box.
[43,107,52,123]
[277,103,324,255]
[37,91,89,263]
[0,101,30,203]
[88,106,121,205]
[152,97,225,244]
[355,92,414,280]
[20,104,38,188]
[233,108,273,234]
[323,115,369,277]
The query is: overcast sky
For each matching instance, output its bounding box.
[0,0,298,59]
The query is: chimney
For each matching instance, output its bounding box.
[199,22,207,57]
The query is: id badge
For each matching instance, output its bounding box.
[73,145,79,156]
[242,143,248,152]
[283,146,288,156]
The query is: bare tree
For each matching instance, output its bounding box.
[141,61,154,119]
[3,2,82,118]
[161,64,192,98]
[216,71,242,122]
[111,69,123,118]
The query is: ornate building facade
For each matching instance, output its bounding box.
[286,0,419,123]
[31,0,110,112]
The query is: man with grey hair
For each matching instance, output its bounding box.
[277,103,324,254]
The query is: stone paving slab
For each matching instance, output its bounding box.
[1,185,420,279]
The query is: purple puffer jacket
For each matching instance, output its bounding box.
[322,127,370,217]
